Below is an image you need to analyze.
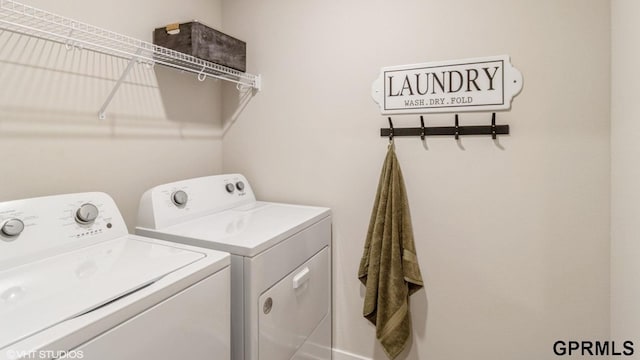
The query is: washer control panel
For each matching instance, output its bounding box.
[137,174,256,229]
[0,192,128,267]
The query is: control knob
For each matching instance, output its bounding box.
[75,203,99,225]
[225,183,235,193]
[235,181,245,191]
[171,190,188,207]
[1,218,24,237]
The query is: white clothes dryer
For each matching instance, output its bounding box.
[0,192,230,360]
[136,174,332,360]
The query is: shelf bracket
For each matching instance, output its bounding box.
[97,48,143,120]
[254,74,262,92]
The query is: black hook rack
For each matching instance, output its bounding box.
[381,113,509,140]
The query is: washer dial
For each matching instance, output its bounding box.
[171,190,188,207]
[235,181,245,191]
[225,183,235,193]
[75,203,99,225]
[1,218,24,237]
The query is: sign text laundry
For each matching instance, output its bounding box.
[371,55,523,114]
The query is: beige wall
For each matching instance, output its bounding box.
[0,0,224,229]
[611,0,640,346]
[222,1,611,359]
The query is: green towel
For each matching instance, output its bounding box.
[358,144,424,359]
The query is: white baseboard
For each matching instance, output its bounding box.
[332,348,372,360]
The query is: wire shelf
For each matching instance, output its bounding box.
[0,0,260,90]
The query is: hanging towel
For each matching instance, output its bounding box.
[358,143,424,360]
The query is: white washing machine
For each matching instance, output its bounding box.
[0,192,230,360]
[136,174,332,360]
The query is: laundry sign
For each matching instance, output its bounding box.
[371,55,523,114]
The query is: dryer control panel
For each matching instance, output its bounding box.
[0,192,128,269]
[137,174,257,229]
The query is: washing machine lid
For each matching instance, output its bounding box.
[0,236,207,349]
[152,202,330,257]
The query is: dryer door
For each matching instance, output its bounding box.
[258,247,329,360]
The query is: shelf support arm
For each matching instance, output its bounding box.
[98,48,143,120]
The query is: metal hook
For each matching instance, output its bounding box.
[197,66,207,81]
[491,112,497,140]
[419,116,425,140]
[388,117,394,144]
[236,82,251,92]
[454,114,460,140]
[65,26,75,51]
